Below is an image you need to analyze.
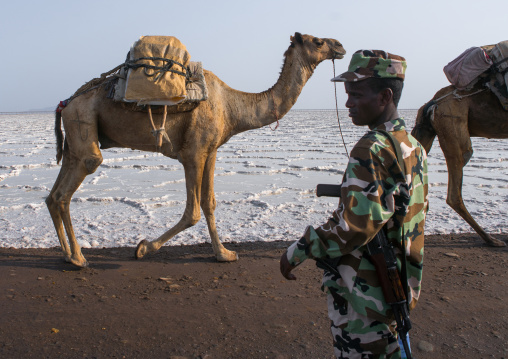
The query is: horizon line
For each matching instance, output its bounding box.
[0,108,420,115]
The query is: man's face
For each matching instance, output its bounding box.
[344,80,385,128]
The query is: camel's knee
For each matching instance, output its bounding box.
[188,213,201,227]
[83,155,103,174]
[201,198,217,214]
[183,209,201,228]
[46,191,62,208]
[446,195,466,212]
[463,150,473,166]
[45,193,70,215]
[45,194,55,209]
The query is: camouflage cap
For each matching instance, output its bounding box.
[331,49,406,82]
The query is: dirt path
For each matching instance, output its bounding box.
[1,233,507,359]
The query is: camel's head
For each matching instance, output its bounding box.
[288,32,346,65]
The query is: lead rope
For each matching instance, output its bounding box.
[332,59,349,158]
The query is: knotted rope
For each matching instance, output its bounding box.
[433,87,487,104]
[148,105,172,152]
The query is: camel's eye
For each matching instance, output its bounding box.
[313,38,324,47]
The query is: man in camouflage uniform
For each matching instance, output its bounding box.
[280,50,429,359]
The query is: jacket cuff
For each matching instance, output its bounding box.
[286,237,310,266]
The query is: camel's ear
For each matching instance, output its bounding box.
[293,32,303,45]
[313,37,324,47]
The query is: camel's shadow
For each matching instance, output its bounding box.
[0,241,288,272]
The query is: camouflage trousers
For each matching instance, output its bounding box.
[327,293,402,359]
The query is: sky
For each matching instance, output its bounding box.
[1,0,507,112]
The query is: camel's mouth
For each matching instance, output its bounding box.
[333,53,345,60]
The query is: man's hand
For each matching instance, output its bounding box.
[280,252,297,280]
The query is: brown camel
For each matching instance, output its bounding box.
[46,33,346,267]
[411,83,507,247]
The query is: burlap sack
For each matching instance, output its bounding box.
[185,62,208,102]
[124,36,191,106]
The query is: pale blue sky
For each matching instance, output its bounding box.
[1,0,507,112]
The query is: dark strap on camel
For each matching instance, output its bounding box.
[125,57,189,82]
[492,56,508,69]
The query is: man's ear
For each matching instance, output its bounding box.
[379,88,394,106]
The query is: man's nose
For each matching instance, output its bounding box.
[345,97,353,108]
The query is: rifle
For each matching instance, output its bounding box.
[315,182,412,359]
[365,227,412,359]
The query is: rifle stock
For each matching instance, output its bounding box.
[365,252,398,304]
[316,184,341,198]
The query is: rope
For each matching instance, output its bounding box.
[453,88,487,100]
[148,105,172,152]
[125,57,188,82]
[431,87,487,106]
[332,59,349,158]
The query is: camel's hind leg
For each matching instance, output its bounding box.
[46,107,104,267]
[434,107,505,247]
[46,164,72,261]
[200,151,238,261]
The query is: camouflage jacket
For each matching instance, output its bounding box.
[286,118,428,322]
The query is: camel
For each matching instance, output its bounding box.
[47,32,346,267]
[411,83,507,247]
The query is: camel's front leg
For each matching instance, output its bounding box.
[136,152,206,259]
[445,163,506,247]
[201,151,238,262]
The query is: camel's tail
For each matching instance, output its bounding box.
[411,100,437,154]
[54,101,66,164]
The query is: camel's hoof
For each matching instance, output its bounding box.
[69,256,89,268]
[488,238,506,247]
[135,239,149,259]
[216,249,239,262]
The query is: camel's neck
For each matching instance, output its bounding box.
[231,49,319,133]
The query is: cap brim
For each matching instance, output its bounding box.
[330,72,370,82]
[330,72,348,82]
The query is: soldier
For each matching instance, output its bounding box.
[280,50,429,359]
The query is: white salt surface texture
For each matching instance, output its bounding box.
[1,110,507,249]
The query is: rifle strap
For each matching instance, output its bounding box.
[376,129,406,177]
[375,129,410,310]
